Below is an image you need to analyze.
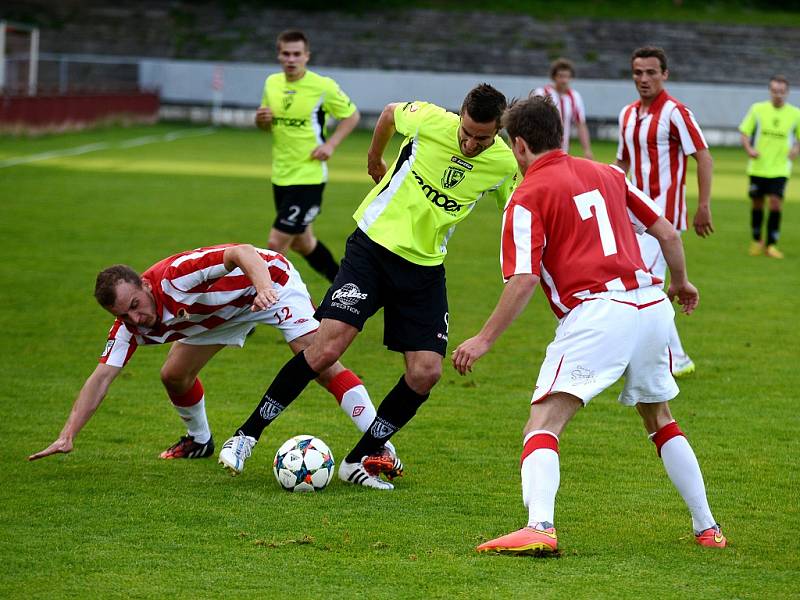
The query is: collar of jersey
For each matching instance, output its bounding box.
[638,89,668,116]
[528,149,567,175]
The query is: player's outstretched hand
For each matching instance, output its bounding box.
[28,437,73,461]
[311,142,335,161]
[693,206,714,238]
[668,280,699,315]
[452,336,492,376]
[252,287,279,311]
[367,156,388,184]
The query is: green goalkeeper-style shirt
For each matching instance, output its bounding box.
[738,101,800,178]
[260,69,357,186]
[354,101,519,266]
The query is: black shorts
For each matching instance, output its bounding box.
[315,228,449,356]
[272,183,325,234]
[749,176,787,199]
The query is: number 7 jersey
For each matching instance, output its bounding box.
[501,150,663,319]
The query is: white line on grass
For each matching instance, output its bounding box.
[0,127,217,169]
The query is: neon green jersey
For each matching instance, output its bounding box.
[738,101,800,178]
[261,69,357,185]
[354,102,519,266]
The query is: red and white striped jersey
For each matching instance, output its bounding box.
[616,90,707,230]
[99,245,292,367]
[534,85,586,153]
[501,150,663,319]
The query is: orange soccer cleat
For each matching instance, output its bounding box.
[477,526,558,556]
[362,445,405,480]
[695,525,727,548]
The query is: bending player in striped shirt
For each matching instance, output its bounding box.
[616,46,714,378]
[28,244,397,464]
[452,96,726,554]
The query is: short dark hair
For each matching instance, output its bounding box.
[631,46,668,72]
[94,265,141,307]
[770,74,789,88]
[276,29,309,52]
[461,83,507,127]
[503,96,563,154]
[550,58,576,79]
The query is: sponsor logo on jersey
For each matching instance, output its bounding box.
[412,170,461,212]
[273,117,309,127]
[441,166,466,189]
[450,156,474,171]
[369,417,398,440]
[259,396,285,421]
[331,283,368,306]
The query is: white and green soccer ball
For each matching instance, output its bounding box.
[273,435,335,492]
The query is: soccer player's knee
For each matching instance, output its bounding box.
[406,362,441,394]
[307,345,342,373]
[159,365,192,393]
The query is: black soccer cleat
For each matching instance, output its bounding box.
[159,435,215,459]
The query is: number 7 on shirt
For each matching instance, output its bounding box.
[573,189,618,257]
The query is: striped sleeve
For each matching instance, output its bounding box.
[671,104,708,155]
[500,202,543,281]
[99,320,137,367]
[623,175,662,232]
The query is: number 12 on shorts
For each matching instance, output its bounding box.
[573,189,618,257]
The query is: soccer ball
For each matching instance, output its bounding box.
[273,435,335,492]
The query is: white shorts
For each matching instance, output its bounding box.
[178,266,319,348]
[532,286,679,407]
[636,231,682,283]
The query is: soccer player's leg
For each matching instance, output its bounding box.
[477,392,581,555]
[158,342,224,459]
[765,184,786,258]
[345,259,447,483]
[292,224,339,283]
[624,296,726,548]
[748,178,767,256]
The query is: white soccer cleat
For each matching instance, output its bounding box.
[338,459,394,490]
[218,434,257,476]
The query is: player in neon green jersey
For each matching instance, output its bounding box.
[221,84,519,488]
[739,75,800,259]
[255,30,360,281]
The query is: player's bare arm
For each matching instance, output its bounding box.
[255,106,273,132]
[691,148,714,238]
[739,132,759,159]
[28,363,121,461]
[647,218,699,315]
[222,244,279,311]
[452,274,539,375]
[790,140,800,161]
[311,110,361,161]
[367,102,402,183]
[578,122,593,159]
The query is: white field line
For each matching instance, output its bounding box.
[0,127,216,169]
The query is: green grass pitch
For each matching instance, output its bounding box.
[0,124,798,598]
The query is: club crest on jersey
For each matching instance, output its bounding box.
[441,166,466,189]
[282,90,296,110]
